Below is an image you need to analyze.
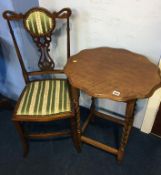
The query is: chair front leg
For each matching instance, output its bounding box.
[13,121,29,157]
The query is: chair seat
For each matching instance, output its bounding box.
[16,79,72,116]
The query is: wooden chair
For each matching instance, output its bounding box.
[3,7,80,157]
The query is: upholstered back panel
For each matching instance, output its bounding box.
[24,9,55,36]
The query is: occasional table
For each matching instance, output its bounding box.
[64,47,161,161]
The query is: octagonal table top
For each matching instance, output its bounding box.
[64,47,161,101]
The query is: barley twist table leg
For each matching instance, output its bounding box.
[117,100,136,161]
[71,87,81,152]
[82,97,95,133]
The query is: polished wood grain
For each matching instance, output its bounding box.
[65,47,161,101]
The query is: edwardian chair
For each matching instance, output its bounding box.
[3,7,80,157]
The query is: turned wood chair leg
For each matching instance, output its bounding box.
[117,100,136,162]
[13,121,29,157]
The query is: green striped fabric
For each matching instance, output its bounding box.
[25,11,53,35]
[17,80,72,116]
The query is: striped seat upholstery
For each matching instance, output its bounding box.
[17,80,72,116]
[25,11,53,35]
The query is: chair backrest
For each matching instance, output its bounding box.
[3,7,72,83]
